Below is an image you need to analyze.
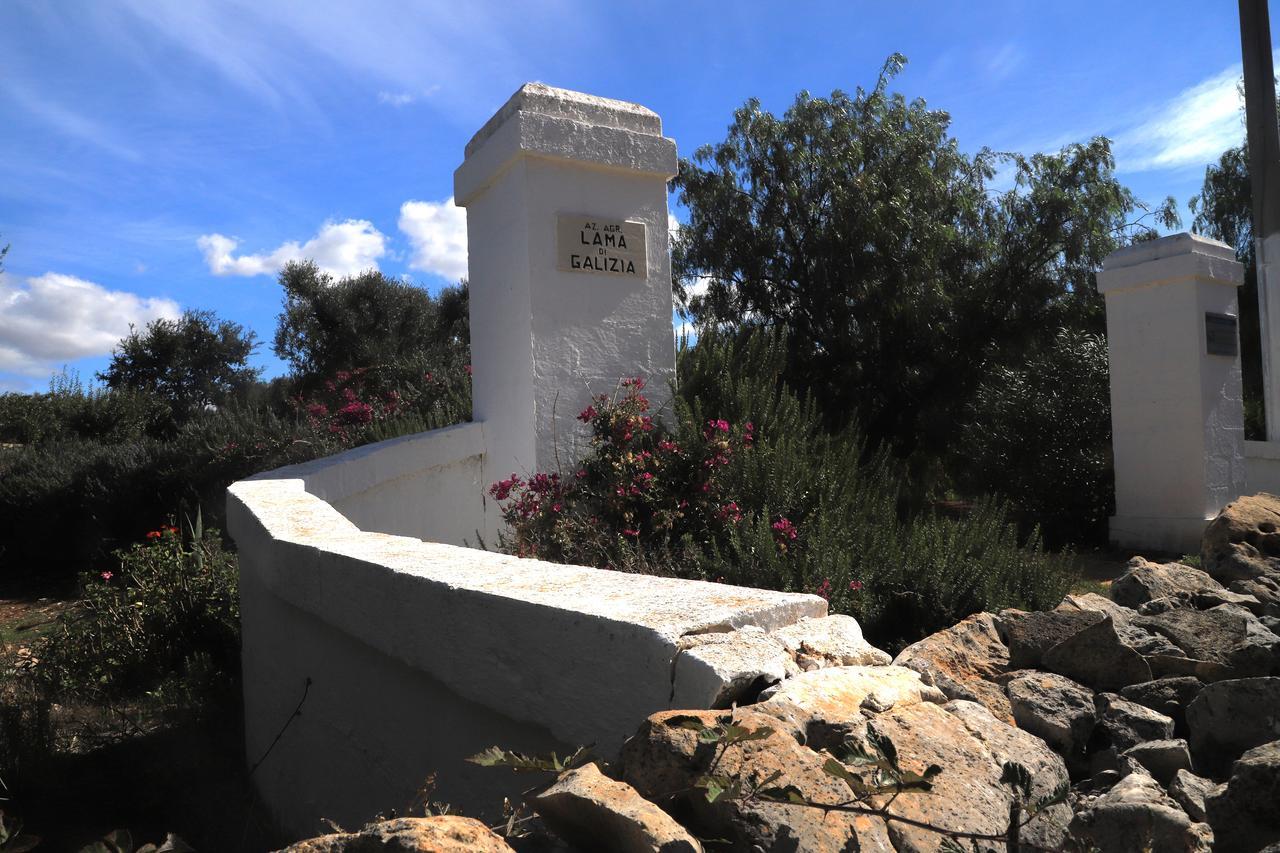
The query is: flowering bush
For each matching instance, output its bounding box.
[491,378,758,565]
[291,363,470,446]
[490,329,1076,648]
[38,521,240,703]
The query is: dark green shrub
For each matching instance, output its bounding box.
[492,329,1076,646]
[37,523,239,702]
[958,328,1113,548]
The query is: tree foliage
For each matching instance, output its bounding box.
[97,310,259,425]
[272,261,469,385]
[674,55,1176,464]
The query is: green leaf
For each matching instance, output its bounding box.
[867,729,899,772]
[1000,761,1033,799]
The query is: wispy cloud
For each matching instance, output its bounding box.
[377,85,442,107]
[983,43,1024,83]
[198,220,388,277]
[1,81,141,162]
[398,198,468,281]
[1113,64,1245,173]
[0,271,180,376]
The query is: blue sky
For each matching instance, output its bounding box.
[0,0,1267,391]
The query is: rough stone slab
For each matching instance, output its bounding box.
[533,762,703,853]
[1122,738,1193,785]
[756,665,944,748]
[768,614,891,669]
[621,708,897,853]
[1119,676,1204,736]
[277,816,514,852]
[1042,615,1152,691]
[1187,677,1280,775]
[893,612,1013,724]
[1111,557,1222,609]
[1069,771,1213,852]
[1202,493,1280,582]
[1205,739,1280,853]
[1169,769,1214,823]
[1096,692,1176,752]
[671,628,796,709]
[998,609,1103,669]
[1006,671,1096,768]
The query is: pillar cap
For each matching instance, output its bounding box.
[454,83,677,206]
[1097,232,1243,294]
[465,83,663,157]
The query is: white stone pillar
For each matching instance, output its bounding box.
[1099,233,1246,553]
[454,84,678,503]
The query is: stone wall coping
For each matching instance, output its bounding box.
[454,86,678,206]
[227,468,824,747]
[1098,234,1243,295]
[249,420,485,506]
[464,82,663,157]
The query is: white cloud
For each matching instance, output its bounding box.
[0,271,180,376]
[398,198,468,281]
[377,91,416,107]
[198,219,388,277]
[1114,64,1245,173]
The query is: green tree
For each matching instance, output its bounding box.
[272,261,469,385]
[98,309,260,424]
[674,55,1175,465]
[1189,144,1265,437]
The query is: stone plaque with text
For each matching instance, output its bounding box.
[557,215,646,278]
[1205,313,1239,357]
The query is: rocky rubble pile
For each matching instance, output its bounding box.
[279,495,1280,852]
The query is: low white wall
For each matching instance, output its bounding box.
[229,438,825,839]
[259,421,488,546]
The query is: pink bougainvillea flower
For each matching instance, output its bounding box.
[849,580,864,592]
[100,571,113,582]
[577,404,598,423]
[622,528,640,537]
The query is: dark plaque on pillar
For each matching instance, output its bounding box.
[1205,313,1239,357]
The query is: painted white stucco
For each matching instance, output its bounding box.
[1099,233,1246,553]
[231,85,832,840]
[456,83,679,511]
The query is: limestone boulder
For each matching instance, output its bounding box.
[1205,739,1280,853]
[1058,592,1134,623]
[941,700,1073,852]
[1186,677,1280,775]
[865,700,1070,852]
[1122,738,1193,785]
[1041,615,1152,691]
[277,817,513,853]
[1111,557,1222,609]
[997,609,1103,669]
[755,664,944,748]
[620,708,896,853]
[1094,692,1175,752]
[1133,606,1280,681]
[533,762,703,853]
[671,628,796,709]
[1202,493,1280,583]
[1169,769,1214,823]
[1006,671,1096,769]
[1232,574,1280,613]
[1069,771,1213,853]
[1119,676,1204,736]
[1195,587,1264,613]
[892,612,1013,723]
[767,614,892,670]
